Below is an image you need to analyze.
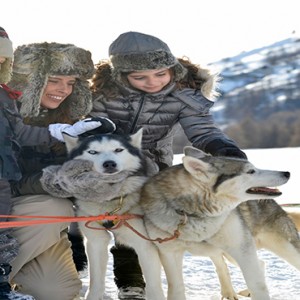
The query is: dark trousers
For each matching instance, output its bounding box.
[110,244,145,289]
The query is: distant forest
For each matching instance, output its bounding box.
[223,109,300,149]
[172,109,300,154]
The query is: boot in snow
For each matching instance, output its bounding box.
[0,264,35,300]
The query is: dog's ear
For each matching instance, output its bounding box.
[182,156,210,176]
[62,133,80,153]
[130,128,143,149]
[184,146,210,159]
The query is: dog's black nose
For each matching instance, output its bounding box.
[103,160,117,172]
[283,171,290,179]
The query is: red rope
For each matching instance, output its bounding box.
[0,209,186,244]
[122,220,181,243]
[0,213,143,228]
[83,218,181,243]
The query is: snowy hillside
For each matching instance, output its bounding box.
[212,37,300,93]
[80,147,300,300]
[171,37,300,152]
[211,37,300,126]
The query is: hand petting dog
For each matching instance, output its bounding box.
[40,159,147,203]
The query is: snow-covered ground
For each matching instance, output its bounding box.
[80,147,300,299]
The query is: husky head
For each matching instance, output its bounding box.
[62,129,144,176]
[183,146,290,202]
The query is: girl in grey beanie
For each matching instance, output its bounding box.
[89,31,247,299]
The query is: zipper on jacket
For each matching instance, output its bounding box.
[129,95,145,133]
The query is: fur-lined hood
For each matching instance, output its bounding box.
[177,58,220,100]
[194,66,220,100]
[196,67,220,100]
[9,42,95,118]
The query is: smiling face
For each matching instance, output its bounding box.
[40,76,76,109]
[126,68,172,93]
[0,56,6,64]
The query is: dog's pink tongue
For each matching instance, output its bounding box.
[249,187,281,195]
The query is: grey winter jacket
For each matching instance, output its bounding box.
[91,83,241,168]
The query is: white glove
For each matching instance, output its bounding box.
[48,118,103,142]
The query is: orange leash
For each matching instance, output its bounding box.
[0,213,184,244]
[122,220,181,243]
[0,213,143,228]
[84,218,181,243]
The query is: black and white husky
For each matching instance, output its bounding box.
[41,129,165,300]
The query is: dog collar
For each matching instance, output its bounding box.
[95,195,126,229]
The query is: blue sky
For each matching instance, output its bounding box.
[3,0,299,64]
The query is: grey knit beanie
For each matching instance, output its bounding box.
[109,31,186,82]
[10,42,95,118]
[0,26,13,84]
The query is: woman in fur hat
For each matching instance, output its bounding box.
[89,31,247,299]
[7,42,115,300]
[0,28,107,300]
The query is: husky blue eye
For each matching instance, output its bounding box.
[115,148,124,153]
[87,150,98,155]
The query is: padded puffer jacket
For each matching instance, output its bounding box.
[91,83,240,168]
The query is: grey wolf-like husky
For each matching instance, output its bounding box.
[140,146,294,300]
[41,129,165,300]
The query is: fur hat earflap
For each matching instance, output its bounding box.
[109,31,187,82]
[0,26,13,84]
[10,42,95,118]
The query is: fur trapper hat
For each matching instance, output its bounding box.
[109,31,187,82]
[0,27,13,84]
[10,42,95,118]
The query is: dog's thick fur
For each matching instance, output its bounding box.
[41,129,165,300]
[140,146,295,300]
